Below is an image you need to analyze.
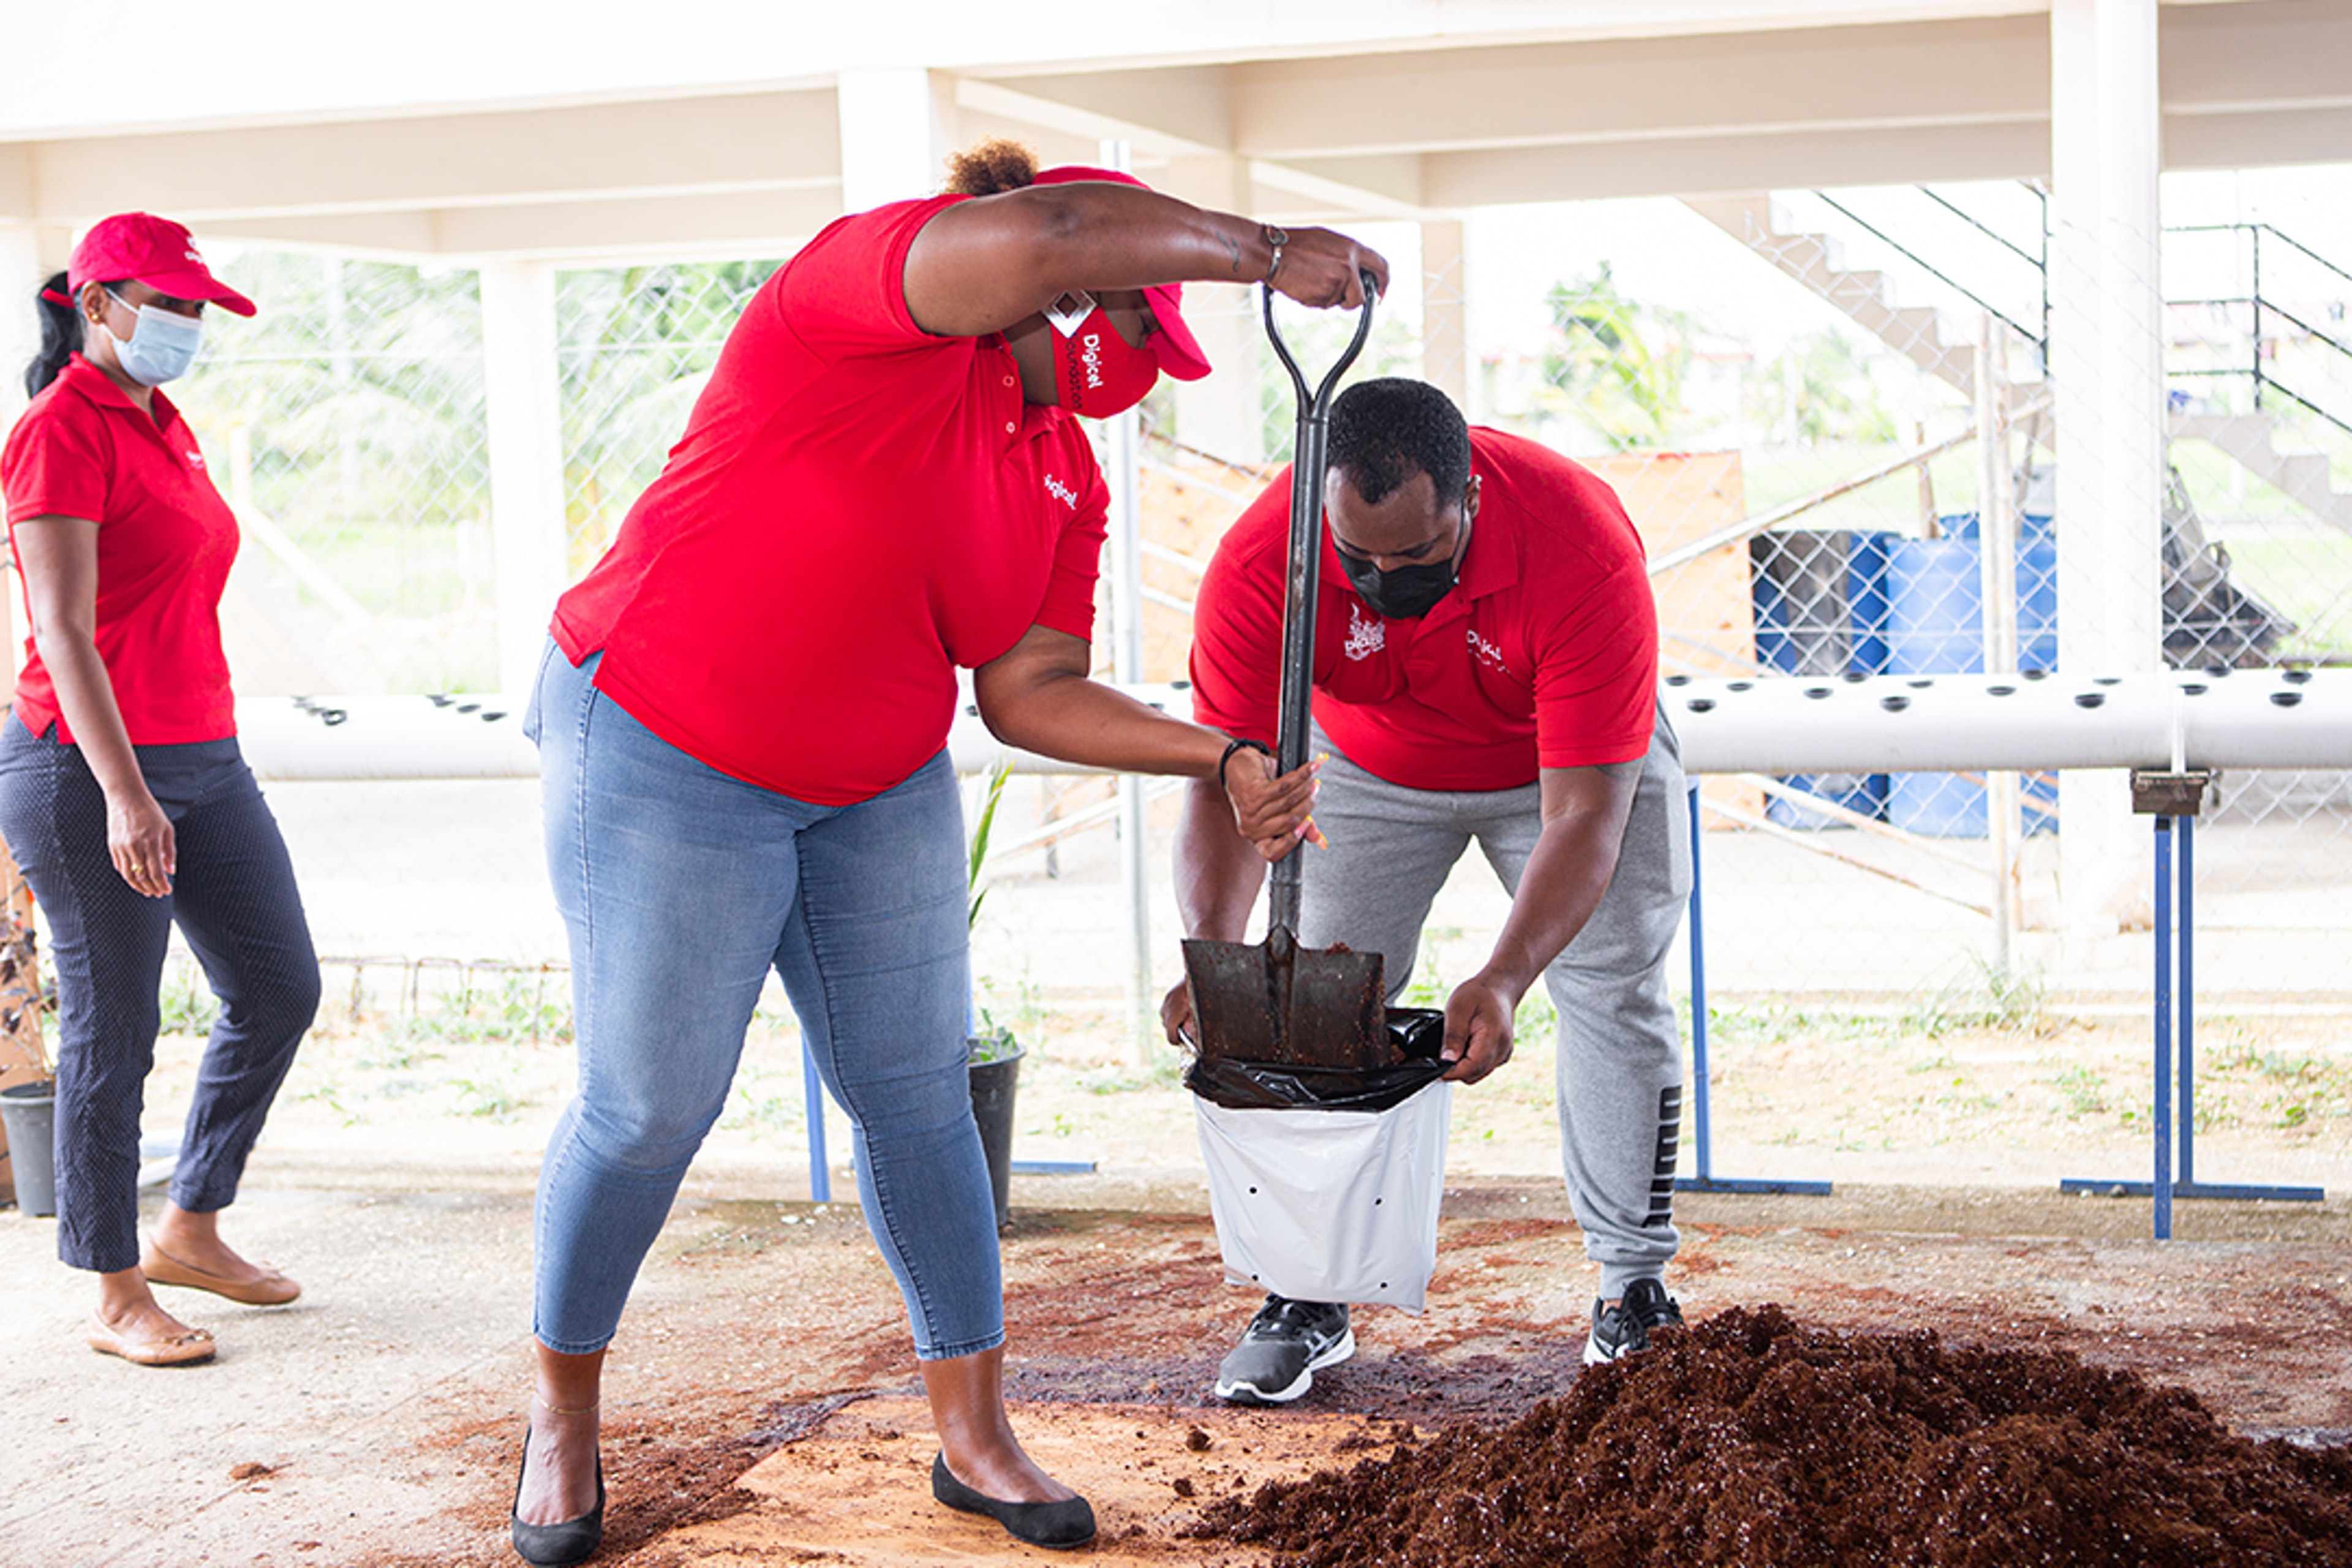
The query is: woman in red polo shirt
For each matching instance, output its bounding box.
[0,214,321,1369]
[511,143,1384,1562]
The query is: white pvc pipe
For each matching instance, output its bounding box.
[240,671,2352,784]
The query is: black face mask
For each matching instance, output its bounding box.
[1336,517,1470,620]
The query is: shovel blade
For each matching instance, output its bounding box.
[1182,935,1389,1069]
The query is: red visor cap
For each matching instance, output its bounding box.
[56,213,257,318]
[1027,165,1212,382]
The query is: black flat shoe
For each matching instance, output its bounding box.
[510,1429,605,1567]
[931,1452,1096,1550]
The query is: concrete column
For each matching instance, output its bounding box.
[1420,218,1473,416]
[480,262,568,700]
[836,68,957,211]
[2050,0,2164,940]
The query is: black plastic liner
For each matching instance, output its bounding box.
[1185,1006,1449,1113]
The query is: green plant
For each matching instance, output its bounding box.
[157,964,221,1038]
[967,1014,1020,1065]
[967,763,1011,932]
[965,765,1024,1066]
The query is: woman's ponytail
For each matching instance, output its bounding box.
[26,271,85,398]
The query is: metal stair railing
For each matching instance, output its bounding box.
[1811,186,2049,366]
[2167,222,2352,446]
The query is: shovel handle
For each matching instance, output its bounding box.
[1262,273,1378,933]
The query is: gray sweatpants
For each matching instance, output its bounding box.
[1299,701,1691,1298]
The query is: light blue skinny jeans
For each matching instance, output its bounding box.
[525,643,1001,1359]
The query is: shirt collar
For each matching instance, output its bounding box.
[988,337,1073,445]
[62,352,182,431]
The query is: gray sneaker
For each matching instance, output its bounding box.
[1583,1278,1683,1365]
[1213,1295,1354,1404]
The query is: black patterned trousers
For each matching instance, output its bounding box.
[0,714,319,1274]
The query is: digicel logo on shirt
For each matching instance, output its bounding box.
[1043,473,1079,510]
[1466,625,1509,673]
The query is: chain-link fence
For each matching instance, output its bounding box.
[1653,185,2351,1005]
[173,254,495,698]
[92,179,2352,1023]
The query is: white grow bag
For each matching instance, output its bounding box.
[1193,1080,1452,1313]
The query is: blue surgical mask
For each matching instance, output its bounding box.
[104,291,205,386]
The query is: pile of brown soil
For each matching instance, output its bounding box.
[1194,1304,2352,1567]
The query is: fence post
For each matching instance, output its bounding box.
[1976,313,2024,975]
[1100,138,1156,1063]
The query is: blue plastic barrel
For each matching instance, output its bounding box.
[1751,530,1887,827]
[1883,516,2059,837]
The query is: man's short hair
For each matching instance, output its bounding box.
[1328,379,1473,506]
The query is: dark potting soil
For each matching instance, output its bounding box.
[1192,1303,2352,1567]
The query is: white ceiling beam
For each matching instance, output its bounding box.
[2162,0,2352,113]
[959,67,1234,156]
[0,145,29,217]
[952,73,1231,159]
[2165,105,2352,174]
[1424,116,2052,206]
[1227,15,2049,160]
[1246,155,1433,221]
[25,90,842,227]
[207,186,845,263]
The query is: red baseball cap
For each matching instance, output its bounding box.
[1028,165,1212,382]
[46,213,257,317]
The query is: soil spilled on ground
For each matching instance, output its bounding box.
[1196,1303,2352,1567]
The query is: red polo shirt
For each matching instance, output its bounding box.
[553,194,1109,805]
[1190,429,1656,791]
[2,355,241,745]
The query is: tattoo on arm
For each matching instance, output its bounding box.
[1221,234,1243,276]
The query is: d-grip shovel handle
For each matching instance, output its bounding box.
[1261,271,1378,935]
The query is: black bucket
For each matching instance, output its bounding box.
[1,1080,58,1217]
[967,1044,1023,1230]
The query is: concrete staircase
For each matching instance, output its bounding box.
[2166,412,2352,534]
[1687,194,2352,535]
[1683,195,1986,399]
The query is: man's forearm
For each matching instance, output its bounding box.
[1174,778,1267,941]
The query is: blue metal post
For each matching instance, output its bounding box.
[804,1039,831,1204]
[2178,813,2196,1190]
[2152,817,2174,1241]
[1686,783,1712,1185]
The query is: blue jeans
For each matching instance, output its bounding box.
[526,644,1001,1358]
[0,715,319,1274]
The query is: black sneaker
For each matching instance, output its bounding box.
[1584,1278,1683,1366]
[1213,1295,1354,1404]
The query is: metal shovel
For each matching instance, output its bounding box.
[1182,271,1390,1070]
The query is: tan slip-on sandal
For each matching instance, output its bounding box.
[87,1314,217,1367]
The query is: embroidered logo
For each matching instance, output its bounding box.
[1466,625,1509,673]
[185,451,206,472]
[1344,601,1386,661]
[1043,473,1079,510]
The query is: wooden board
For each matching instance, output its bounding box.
[1586,450,1763,827]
